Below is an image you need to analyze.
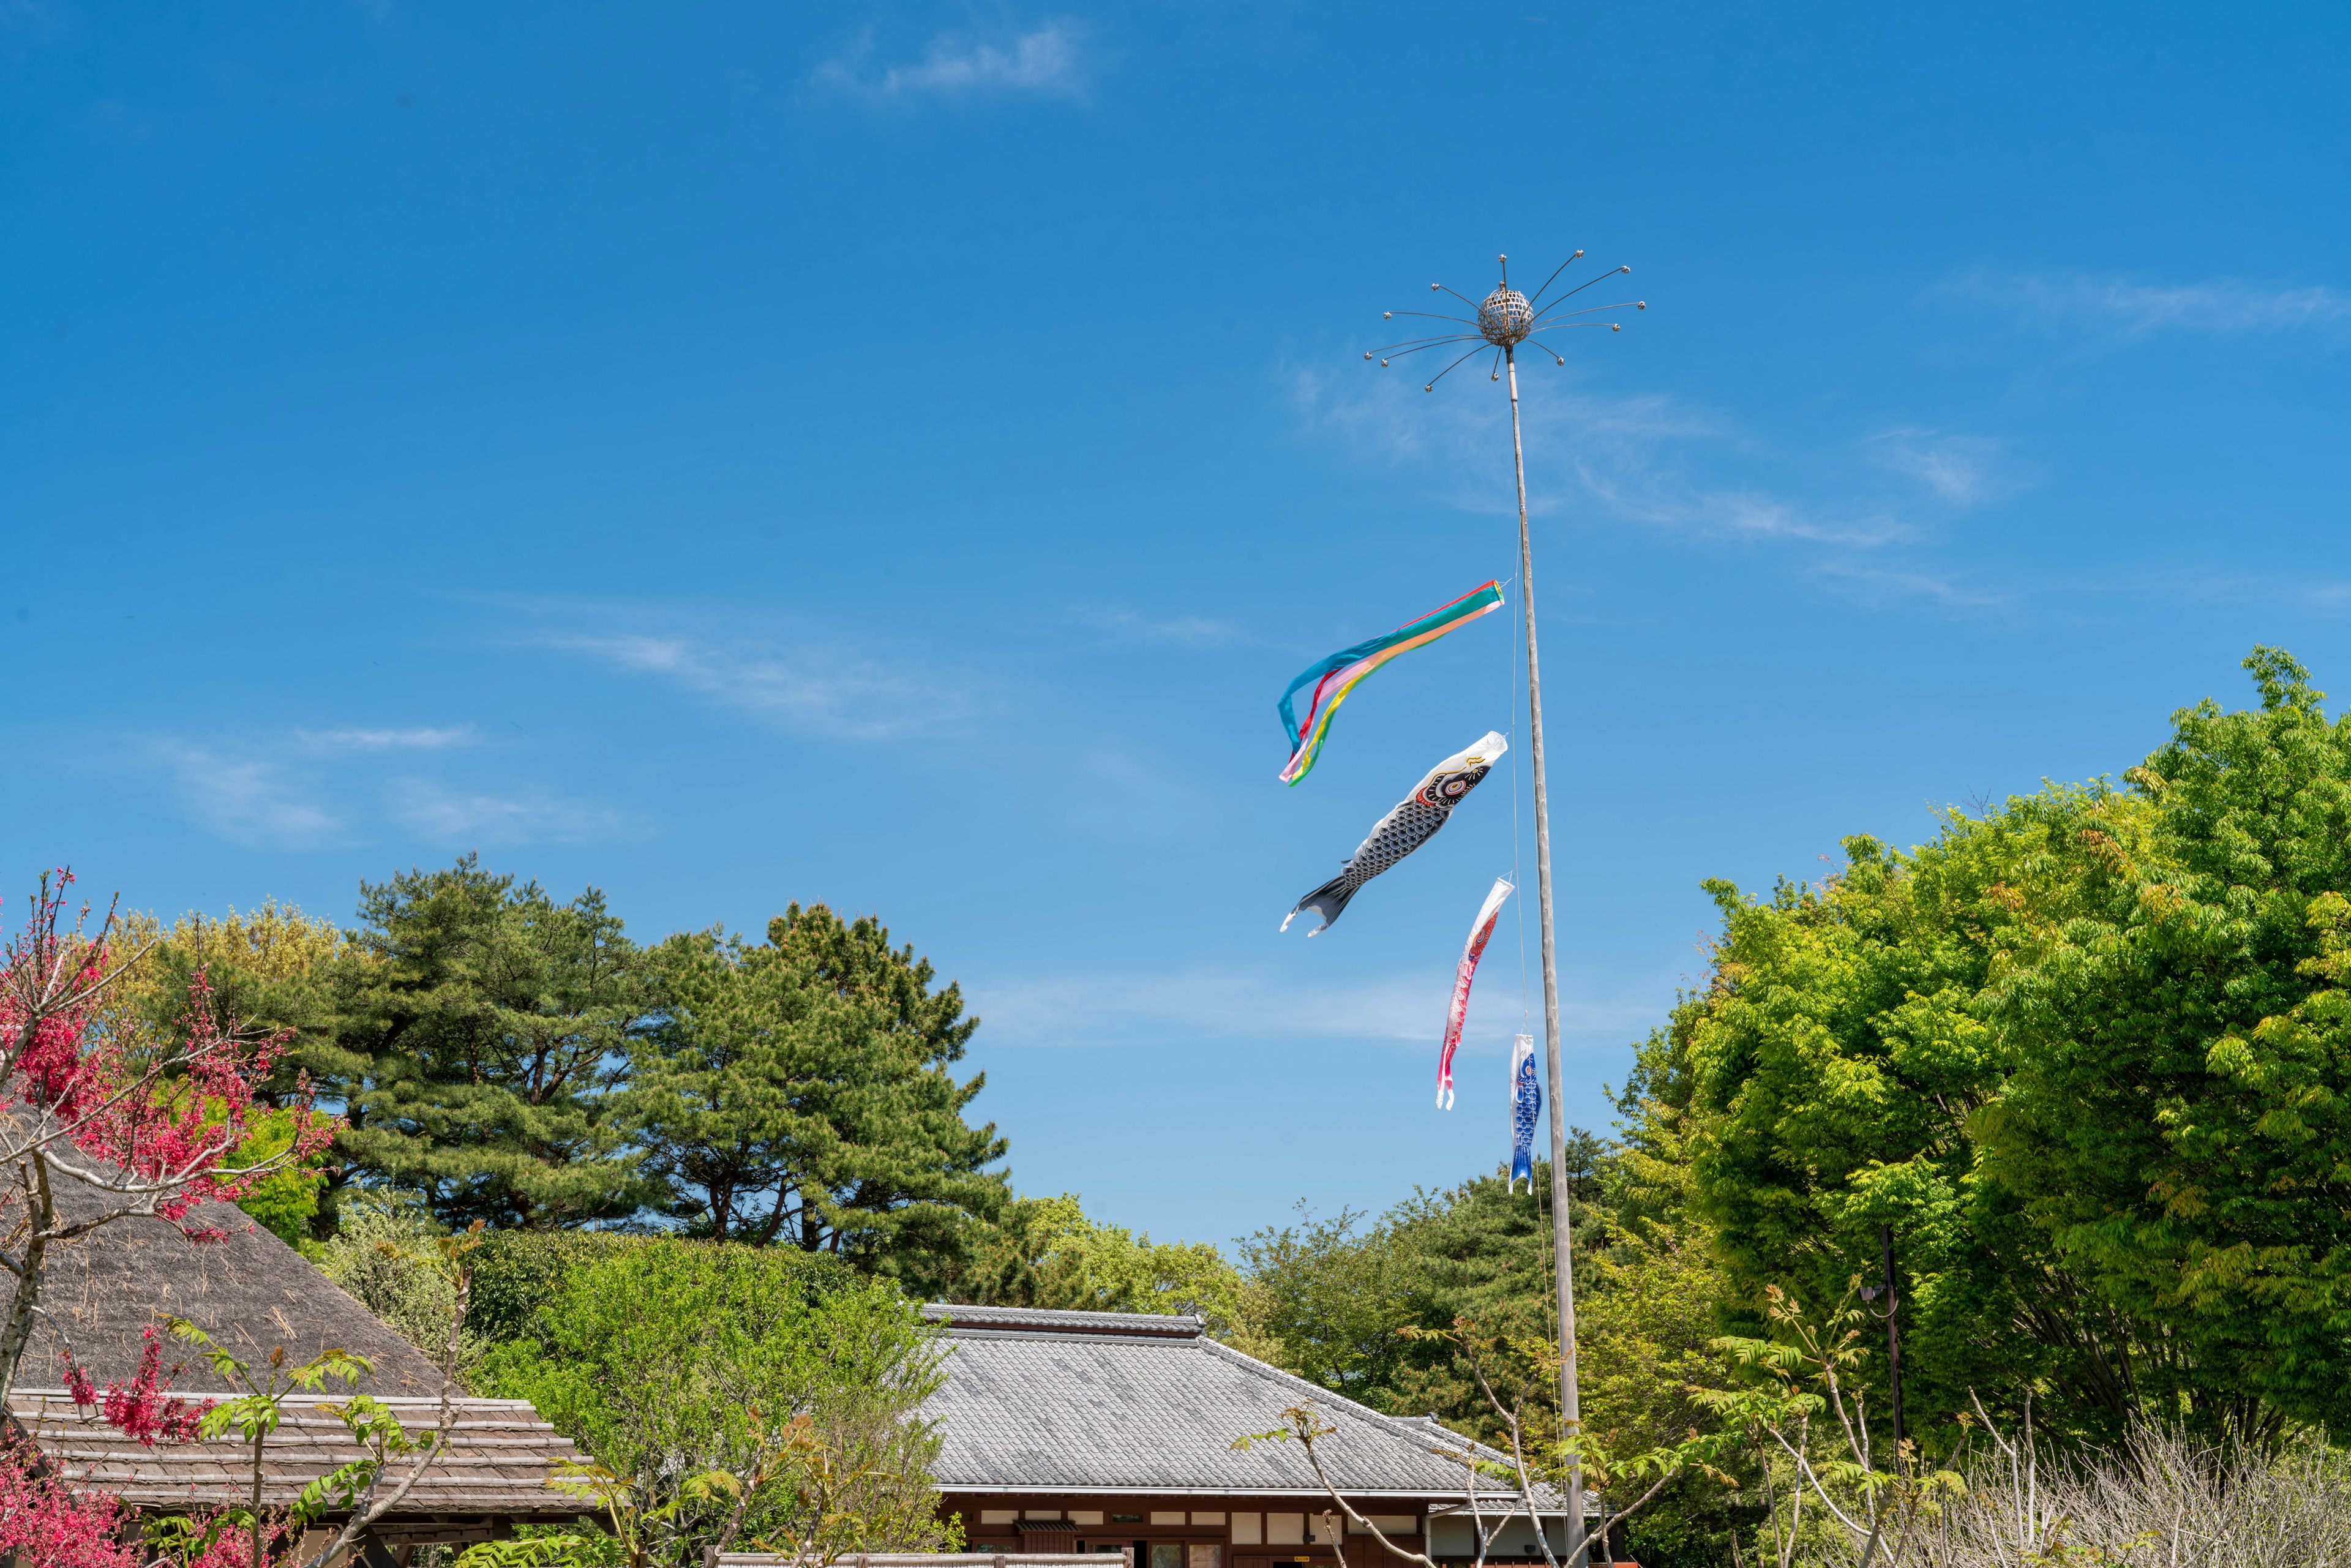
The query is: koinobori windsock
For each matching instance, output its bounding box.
[1437,877,1513,1109]
[1281,731,1509,937]
[1277,582,1505,786]
[1509,1034,1541,1195]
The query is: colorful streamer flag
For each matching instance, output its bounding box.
[1509,1035,1541,1195]
[1277,582,1505,786]
[1437,877,1513,1109]
[1281,731,1509,937]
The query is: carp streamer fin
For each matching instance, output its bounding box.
[1276,582,1505,786]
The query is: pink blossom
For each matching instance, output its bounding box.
[66,1326,211,1446]
[0,1436,137,1568]
[0,871,339,1231]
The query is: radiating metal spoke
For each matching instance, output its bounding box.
[1531,299,1643,324]
[1526,251,1587,310]
[1367,334,1481,361]
[1422,344,1485,391]
[1532,265,1631,315]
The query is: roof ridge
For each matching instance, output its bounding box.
[1193,1340,1532,1480]
[922,1302,1204,1337]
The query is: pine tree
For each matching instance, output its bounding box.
[330,855,653,1229]
[624,902,1008,1276]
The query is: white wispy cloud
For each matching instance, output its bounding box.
[383,778,636,847]
[538,632,987,740]
[1870,429,2009,508]
[811,22,1086,103]
[969,966,1663,1053]
[1293,366,1911,547]
[1807,560,2012,610]
[291,724,479,754]
[148,721,631,850]
[1971,271,2351,340]
[1078,607,1250,648]
[154,745,348,851]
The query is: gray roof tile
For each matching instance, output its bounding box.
[921,1304,1547,1502]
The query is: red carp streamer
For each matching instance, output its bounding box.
[1436,877,1513,1109]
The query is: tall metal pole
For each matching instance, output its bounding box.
[1880,1224,1905,1457]
[1504,340,1586,1559]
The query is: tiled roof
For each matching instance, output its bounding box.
[8,1390,586,1518]
[925,1305,1205,1338]
[920,1304,1545,1501]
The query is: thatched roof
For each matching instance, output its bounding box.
[21,1166,446,1397]
[9,1389,586,1521]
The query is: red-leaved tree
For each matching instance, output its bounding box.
[0,869,337,1399]
[0,1433,138,1568]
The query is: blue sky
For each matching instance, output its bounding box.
[6,2,2349,1249]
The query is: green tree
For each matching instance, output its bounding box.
[1652,647,2351,1444]
[623,903,1007,1276]
[478,1242,954,1567]
[1656,789,2180,1446]
[956,1191,1245,1329]
[331,857,653,1231]
[98,901,347,1087]
[1234,1204,1423,1401]
[96,902,346,1244]
[1981,647,2351,1437]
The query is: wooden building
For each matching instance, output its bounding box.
[920,1305,1576,1568]
[6,1172,585,1564]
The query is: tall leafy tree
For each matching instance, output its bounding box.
[953,1192,1244,1329]
[331,856,651,1230]
[1655,647,2351,1443]
[624,902,1008,1276]
[1659,787,2201,1445]
[1985,648,2351,1437]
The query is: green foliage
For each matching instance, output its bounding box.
[1650,647,2351,1445]
[1655,789,2162,1444]
[623,904,1008,1274]
[154,1308,465,1568]
[1231,1141,1616,1420]
[331,855,655,1230]
[953,1191,1245,1329]
[318,1190,489,1371]
[100,901,346,1090]
[223,1106,331,1257]
[96,902,346,1247]
[1982,647,2351,1435]
[467,1228,659,1344]
[476,1241,951,1566]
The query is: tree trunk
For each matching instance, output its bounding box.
[0,1154,58,1403]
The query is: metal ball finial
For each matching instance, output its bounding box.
[1476,285,1534,347]
[1363,246,1646,390]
